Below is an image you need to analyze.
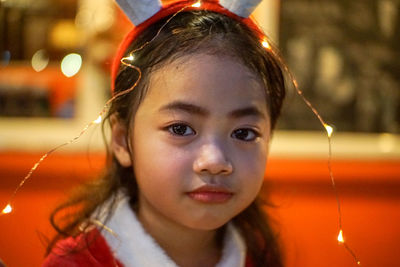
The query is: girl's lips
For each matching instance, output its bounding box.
[187,185,233,203]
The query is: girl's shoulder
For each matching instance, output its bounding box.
[42,228,122,267]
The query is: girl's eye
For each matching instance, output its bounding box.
[231,128,259,141]
[168,123,195,136]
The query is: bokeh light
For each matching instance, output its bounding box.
[1,50,11,66]
[61,53,82,77]
[31,49,49,72]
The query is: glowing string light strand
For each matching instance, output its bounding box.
[0,1,196,216]
[262,39,361,265]
[1,118,98,216]
[0,62,142,217]
[292,65,361,266]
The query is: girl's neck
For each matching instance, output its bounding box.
[136,204,224,267]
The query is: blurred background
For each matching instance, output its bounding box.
[0,0,399,266]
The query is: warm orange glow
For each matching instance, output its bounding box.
[1,153,398,266]
[2,204,12,214]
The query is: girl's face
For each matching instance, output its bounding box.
[113,53,271,231]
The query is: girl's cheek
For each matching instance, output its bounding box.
[241,148,267,179]
[151,138,194,167]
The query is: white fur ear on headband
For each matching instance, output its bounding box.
[219,0,262,18]
[116,0,162,25]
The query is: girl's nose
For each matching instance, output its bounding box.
[193,143,233,175]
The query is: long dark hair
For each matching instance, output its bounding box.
[48,10,286,267]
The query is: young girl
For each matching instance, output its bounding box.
[43,0,286,266]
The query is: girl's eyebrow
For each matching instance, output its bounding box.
[158,101,266,119]
[229,106,266,120]
[159,101,208,116]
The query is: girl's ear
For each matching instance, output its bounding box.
[110,114,132,167]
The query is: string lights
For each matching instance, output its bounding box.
[94,115,103,124]
[261,39,361,265]
[338,229,344,243]
[0,110,106,217]
[261,39,271,50]
[1,1,361,265]
[325,123,334,138]
[1,204,12,215]
[192,1,202,8]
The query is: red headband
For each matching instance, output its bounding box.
[111,0,264,92]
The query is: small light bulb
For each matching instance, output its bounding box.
[324,124,333,137]
[337,229,344,243]
[127,54,134,61]
[94,115,102,124]
[2,204,12,214]
[192,1,201,7]
[262,39,271,49]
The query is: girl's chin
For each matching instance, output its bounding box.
[180,215,233,231]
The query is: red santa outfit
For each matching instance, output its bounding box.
[43,192,254,267]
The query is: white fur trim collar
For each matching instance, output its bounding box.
[96,193,246,267]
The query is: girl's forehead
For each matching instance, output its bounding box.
[141,53,269,116]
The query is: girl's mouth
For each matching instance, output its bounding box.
[187,185,234,203]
